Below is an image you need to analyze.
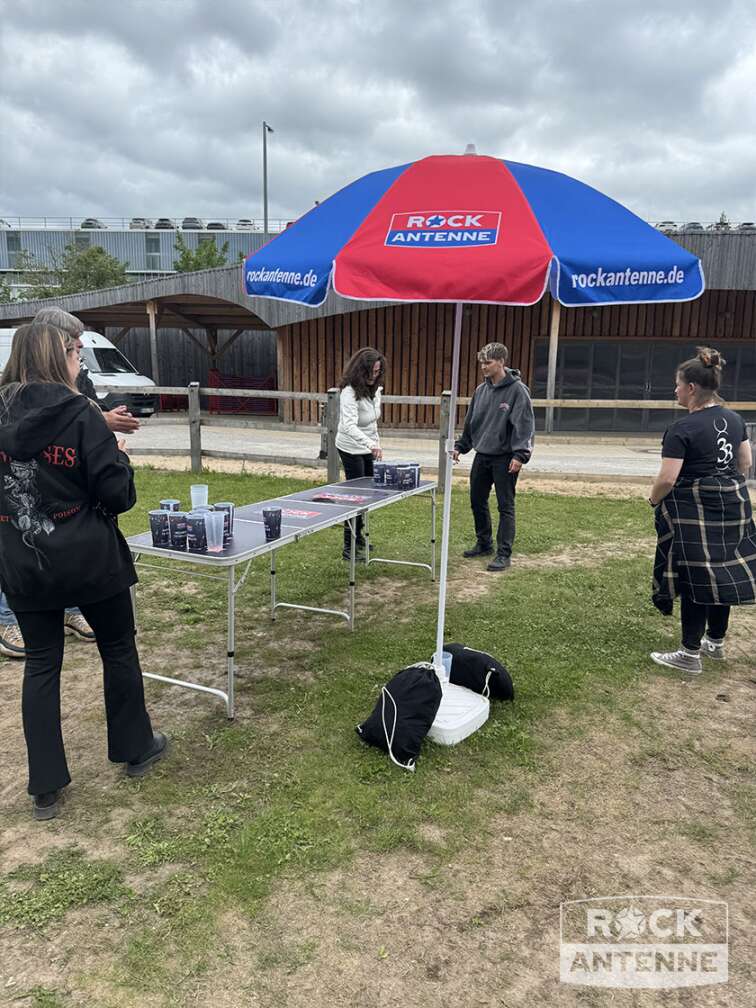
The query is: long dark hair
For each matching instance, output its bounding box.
[677,346,726,400]
[338,347,386,400]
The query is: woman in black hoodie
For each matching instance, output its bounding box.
[0,323,166,820]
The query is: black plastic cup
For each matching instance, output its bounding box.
[373,462,387,486]
[214,502,234,546]
[397,465,415,489]
[383,463,399,488]
[160,499,181,511]
[262,506,282,541]
[148,509,170,547]
[168,511,188,550]
[186,512,208,553]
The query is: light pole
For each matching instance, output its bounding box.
[262,120,274,242]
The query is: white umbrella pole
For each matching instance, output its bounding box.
[433,301,464,671]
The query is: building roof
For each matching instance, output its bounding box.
[0,231,753,331]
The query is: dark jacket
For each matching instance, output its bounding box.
[0,383,137,611]
[454,370,535,462]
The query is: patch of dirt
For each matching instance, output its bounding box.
[201,652,755,1008]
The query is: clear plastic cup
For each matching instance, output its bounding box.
[432,650,453,683]
[205,511,225,553]
[190,484,209,509]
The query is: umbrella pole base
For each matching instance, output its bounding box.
[428,681,489,746]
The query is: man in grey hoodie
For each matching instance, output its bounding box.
[452,342,535,571]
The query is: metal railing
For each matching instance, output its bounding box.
[99,383,756,486]
[0,216,289,232]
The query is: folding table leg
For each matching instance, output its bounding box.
[363,510,370,567]
[349,517,357,631]
[431,488,437,582]
[270,550,277,621]
[226,566,236,719]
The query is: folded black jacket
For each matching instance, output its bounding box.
[0,382,137,611]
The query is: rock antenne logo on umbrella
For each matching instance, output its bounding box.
[385,211,501,248]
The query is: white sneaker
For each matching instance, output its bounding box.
[0,623,26,659]
[701,635,726,661]
[650,648,702,673]
[64,612,96,642]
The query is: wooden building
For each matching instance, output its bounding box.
[0,230,753,433]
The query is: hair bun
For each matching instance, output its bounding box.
[696,346,725,369]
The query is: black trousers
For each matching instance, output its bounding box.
[680,595,731,651]
[469,452,519,558]
[338,449,373,546]
[15,589,153,796]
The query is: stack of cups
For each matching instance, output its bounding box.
[213,502,235,547]
[383,463,399,488]
[160,498,181,512]
[168,511,188,550]
[373,462,387,486]
[205,511,225,553]
[186,511,208,553]
[190,484,209,510]
[148,509,170,547]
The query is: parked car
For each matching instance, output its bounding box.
[154,218,176,229]
[80,218,106,229]
[206,221,228,230]
[683,221,704,231]
[129,217,153,229]
[181,216,205,230]
[656,221,678,233]
[736,221,756,232]
[236,219,255,230]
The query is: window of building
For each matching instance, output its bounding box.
[6,231,21,267]
[533,339,755,432]
[145,233,161,270]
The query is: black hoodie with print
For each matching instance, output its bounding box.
[0,382,137,611]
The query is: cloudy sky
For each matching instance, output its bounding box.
[1,0,754,225]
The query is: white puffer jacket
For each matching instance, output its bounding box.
[335,385,382,455]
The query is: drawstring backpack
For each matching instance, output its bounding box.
[443,643,514,701]
[356,663,442,771]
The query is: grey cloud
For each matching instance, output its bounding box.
[1,0,754,224]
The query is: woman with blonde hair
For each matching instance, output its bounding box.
[649,347,755,672]
[0,323,165,820]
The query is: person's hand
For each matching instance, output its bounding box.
[371,446,383,460]
[104,406,140,434]
[116,439,128,455]
[451,449,460,462]
[508,458,523,474]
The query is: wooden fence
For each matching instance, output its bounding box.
[102,383,756,486]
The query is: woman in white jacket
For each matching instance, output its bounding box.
[335,347,386,559]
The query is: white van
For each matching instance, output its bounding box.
[0,329,157,416]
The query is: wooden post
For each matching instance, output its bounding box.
[146,300,159,384]
[438,390,451,490]
[545,299,561,434]
[188,382,202,474]
[326,387,340,483]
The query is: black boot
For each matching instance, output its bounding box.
[463,541,493,558]
[486,554,511,572]
[33,790,62,821]
[127,732,168,778]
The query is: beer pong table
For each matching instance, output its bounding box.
[128,477,437,717]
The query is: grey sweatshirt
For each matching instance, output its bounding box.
[454,370,535,462]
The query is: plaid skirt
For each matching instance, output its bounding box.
[652,474,756,615]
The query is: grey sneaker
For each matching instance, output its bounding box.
[701,635,726,661]
[0,623,26,659]
[650,648,702,673]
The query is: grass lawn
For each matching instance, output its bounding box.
[0,467,753,1008]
